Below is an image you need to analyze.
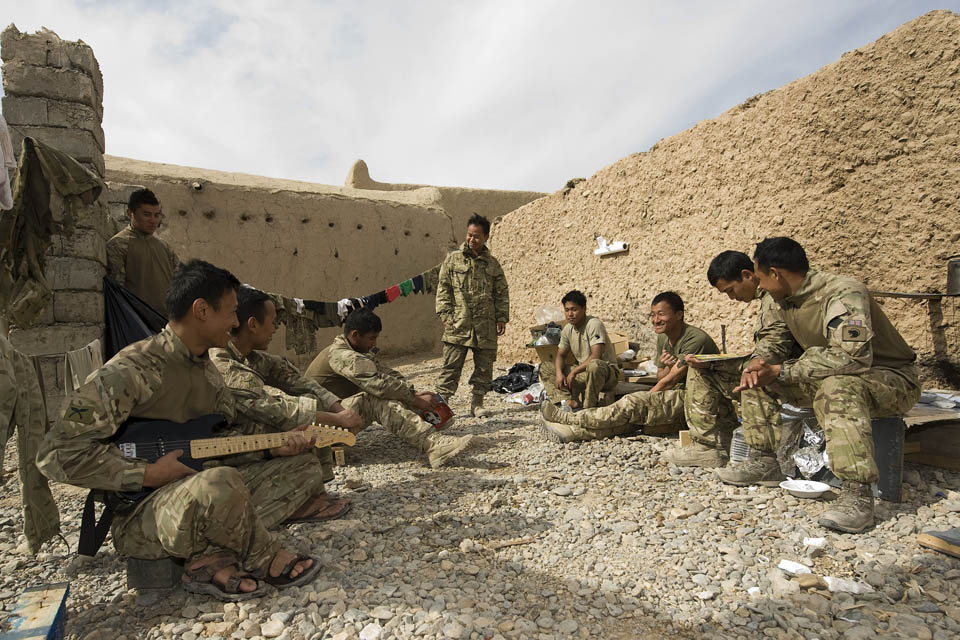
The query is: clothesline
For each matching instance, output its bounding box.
[265,264,442,355]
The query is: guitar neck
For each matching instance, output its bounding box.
[189,425,355,459]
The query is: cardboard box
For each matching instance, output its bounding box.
[529,324,632,365]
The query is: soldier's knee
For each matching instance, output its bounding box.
[585,360,601,373]
[817,375,868,403]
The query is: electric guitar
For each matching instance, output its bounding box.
[105,414,356,513]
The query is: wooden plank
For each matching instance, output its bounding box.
[905,454,960,471]
[0,583,69,640]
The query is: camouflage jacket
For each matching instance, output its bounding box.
[435,243,509,348]
[106,224,179,315]
[36,325,235,492]
[776,270,917,383]
[210,341,341,432]
[307,335,417,404]
[752,288,800,365]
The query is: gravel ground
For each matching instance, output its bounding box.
[1,354,959,640]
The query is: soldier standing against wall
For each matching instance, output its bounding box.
[106,188,180,315]
[710,237,920,533]
[435,214,509,418]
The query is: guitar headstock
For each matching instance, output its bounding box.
[307,424,357,447]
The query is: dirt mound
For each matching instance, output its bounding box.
[492,10,960,384]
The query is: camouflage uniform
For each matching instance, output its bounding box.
[36,326,324,571]
[684,290,797,450]
[654,323,720,389]
[0,335,60,553]
[539,316,621,408]
[306,335,438,450]
[544,389,688,441]
[106,224,179,316]
[435,243,509,400]
[736,271,920,483]
[211,342,342,482]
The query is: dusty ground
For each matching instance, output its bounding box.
[490,10,960,387]
[0,355,959,640]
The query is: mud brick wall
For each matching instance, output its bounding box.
[2,25,109,419]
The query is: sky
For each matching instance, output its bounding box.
[4,1,958,192]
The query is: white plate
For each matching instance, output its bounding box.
[780,479,831,498]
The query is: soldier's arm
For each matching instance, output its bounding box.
[781,286,874,382]
[36,362,149,491]
[753,295,797,365]
[261,354,343,412]
[105,236,126,284]
[220,361,317,432]
[492,260,510,323]
[331,351,418,404]
[435,256,454,324]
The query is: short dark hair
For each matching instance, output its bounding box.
[561,290,587,308]
[707,251,754,286]
[234,286,273,333]
[467,214,491,236]
[166,259,240,321]
[128,188,159,212]
[343,308,382,336]
[754,237,809,274]
[652,291,684,313]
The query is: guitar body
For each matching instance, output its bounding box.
[106,413,226,514]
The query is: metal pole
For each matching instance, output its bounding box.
[721,324,727,353]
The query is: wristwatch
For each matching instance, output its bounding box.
[777,364,786,381]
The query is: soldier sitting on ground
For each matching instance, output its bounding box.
[539,291,721,444]
[703,237,920,534]
[211,286,366,521]
[106,188,180,316]
[306,308,474,469]
[660,250,798,468]
[538,290,621,410]
[37,260,326,601]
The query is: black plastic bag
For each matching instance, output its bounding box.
[103,276,166,359]
[491,362,537,393]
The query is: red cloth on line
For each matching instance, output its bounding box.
[385,285,401,302]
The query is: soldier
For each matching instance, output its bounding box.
[37,260,327,601]
[306,308,474,468]
[663,251,798,467]
[713,238,920,533]
[106,188,180,315]
[539,292,722,444]
[211,286,365,520]
[539,290,621,409]
[435,214,509,417]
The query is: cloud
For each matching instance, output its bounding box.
[3,0,954,191]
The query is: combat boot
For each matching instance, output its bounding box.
[426,434,475,469]
[819,480,874,533]
[470,394,490,418]
[540,400,578,425]
[662,441,728,468]
[715,449,783,486]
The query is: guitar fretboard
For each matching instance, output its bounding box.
[189,425,356,459]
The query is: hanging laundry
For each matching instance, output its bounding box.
[399,279,413,297]
[385,285,401,302]
[0,115,15,211]
[412,274,424,294]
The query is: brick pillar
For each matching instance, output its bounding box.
[1,25,109,419]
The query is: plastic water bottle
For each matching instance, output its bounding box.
[730,427,750,463]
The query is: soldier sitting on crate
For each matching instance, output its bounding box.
[692,239,920,533]
[306,308,474,469]
[38,260,328,601]
[539,291,720,444]
[211,285,365,521]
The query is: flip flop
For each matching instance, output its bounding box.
[262,554,322,589]
[284,494,352,524]
[181,557,268,602]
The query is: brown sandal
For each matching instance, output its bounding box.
[181,555,267,602]
[261,552,322,588]
[284,493,352,524]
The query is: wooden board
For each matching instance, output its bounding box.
[904,421,960,470]
[0,583,69,640]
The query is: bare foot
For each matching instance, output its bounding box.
[269,549,313,580]
[567,399,580,409]
[185,556,258,593]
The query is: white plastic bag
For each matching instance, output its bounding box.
[534,305,564,325]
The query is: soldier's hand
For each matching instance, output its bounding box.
[496,321,506,336]
[333,409,364,433]
[564,371,577,388]
[733,358,778,392]
[413,392,438,412]
[556,373,567,390]
[270,424,316,457]
[684,354,708,370]
[660,349,679,369]
[142,450,196,488]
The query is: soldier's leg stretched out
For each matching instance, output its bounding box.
[539,390,685,443]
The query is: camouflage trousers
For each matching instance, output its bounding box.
[436,342,497,399]
[0,336,60,553]
[539,360,620,409]
[566,390,686,440]
[740,366,921,483]
[684,361,778,451]
[113,453,325,571]
[342,392,434,452]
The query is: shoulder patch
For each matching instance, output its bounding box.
[64,402,95,425]
[841,323,868,342]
